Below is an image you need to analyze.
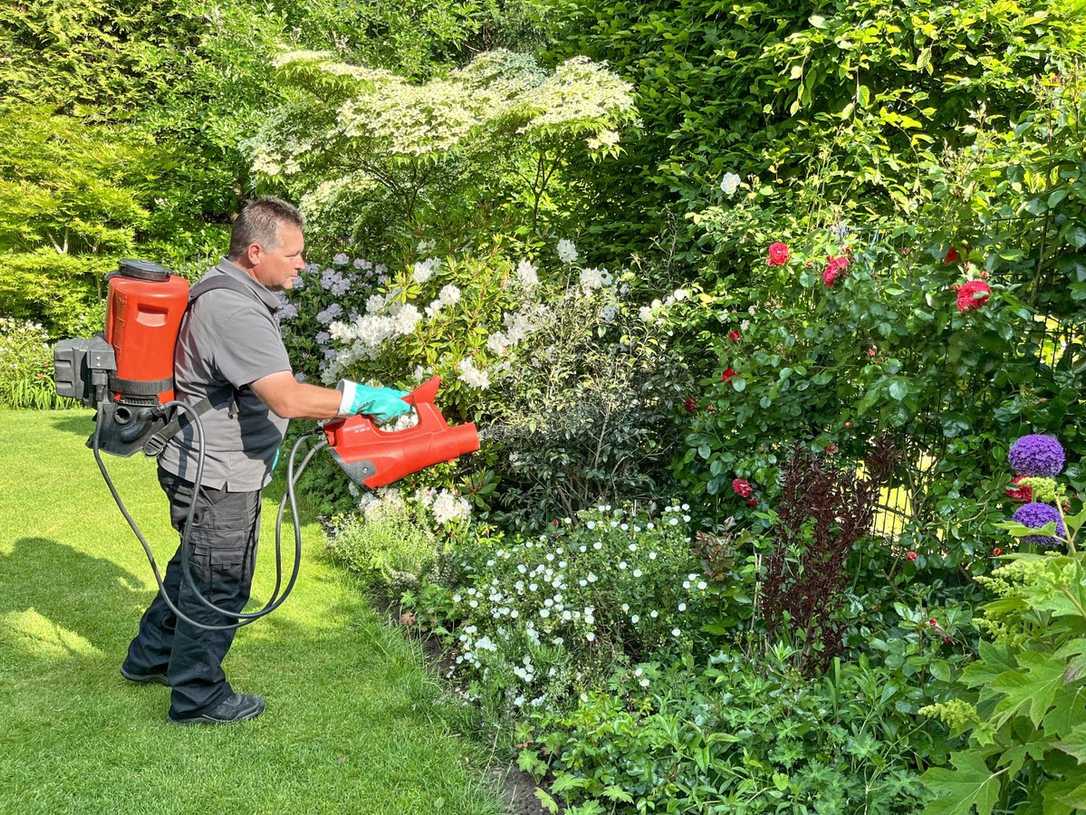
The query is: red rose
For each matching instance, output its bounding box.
[944,246,960,264]
[906,550,919,562]
[746,497,758,508]
[1005,475,1032,502]
[992,547,1004,557]
[822,255,849,287]
[720,367,737,383]
[728,329,741,343]
[683,396,698,414]
[767,242,790,266]
[955,279,990,312]
[928,617,938,627]
[732,478,753,498]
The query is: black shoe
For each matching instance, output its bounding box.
[120,665,169,686]
[168,693,266,725]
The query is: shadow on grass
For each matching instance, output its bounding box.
[47,411,95,439]
[1,537,145,654]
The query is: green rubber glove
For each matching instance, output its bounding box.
[337,380,411,423]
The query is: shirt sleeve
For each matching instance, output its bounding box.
[209,302,292,389]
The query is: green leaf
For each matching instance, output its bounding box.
[921,751,1002,815]
[917,47,933,74]
[889,380,909,401]
[603,785,634,803]
[990,652,1065,728]
[809,14,827,28]
[1055,722,1086,764]
[534,788,559,815]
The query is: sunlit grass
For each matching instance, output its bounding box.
[0,408,502,815]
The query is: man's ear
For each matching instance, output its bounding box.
[246,243,263,267]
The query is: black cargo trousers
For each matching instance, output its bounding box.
[123,466,261,717]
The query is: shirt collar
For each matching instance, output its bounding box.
[214,257,282,312]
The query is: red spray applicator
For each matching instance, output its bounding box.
[322,376,480,488]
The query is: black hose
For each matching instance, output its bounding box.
[92,401,323,631]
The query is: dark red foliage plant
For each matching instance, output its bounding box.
[759,438,897,674]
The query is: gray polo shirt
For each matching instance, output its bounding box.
[158,258,292,491]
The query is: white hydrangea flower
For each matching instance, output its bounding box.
[720,172,741,197]
[579,267,604,293]
[556,238,578,264]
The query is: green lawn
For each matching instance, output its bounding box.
[0,409,503,815]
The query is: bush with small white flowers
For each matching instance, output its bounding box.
[404,502,708,717]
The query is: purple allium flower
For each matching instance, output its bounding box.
[1012,501,1067,547]
[1008,434,1065,476]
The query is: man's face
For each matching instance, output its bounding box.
[246,222,305,290]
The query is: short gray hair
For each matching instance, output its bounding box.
[228,197,304,260]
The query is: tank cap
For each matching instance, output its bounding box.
[117,259,172,282]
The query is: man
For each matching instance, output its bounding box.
[120,196,408,725]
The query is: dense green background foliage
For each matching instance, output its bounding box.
[6,1,1086,812]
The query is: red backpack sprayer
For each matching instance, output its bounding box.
[54,259,480,630]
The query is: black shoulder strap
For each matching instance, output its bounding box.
[187,275,275,314]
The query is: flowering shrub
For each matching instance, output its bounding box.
[246,49,636,251]
[405,503,706,716]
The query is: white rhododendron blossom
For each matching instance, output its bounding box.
[357,487,406,519]
[438,284,461,306]
[556,239,578,264]
[487,331,510,355]
[412,257,441,284]
[516,259,538,289]
[393,303,422,335]
[457,357,490,389]
[332,252,349,266]
[430,489,472,525]
[719,172,741,197]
